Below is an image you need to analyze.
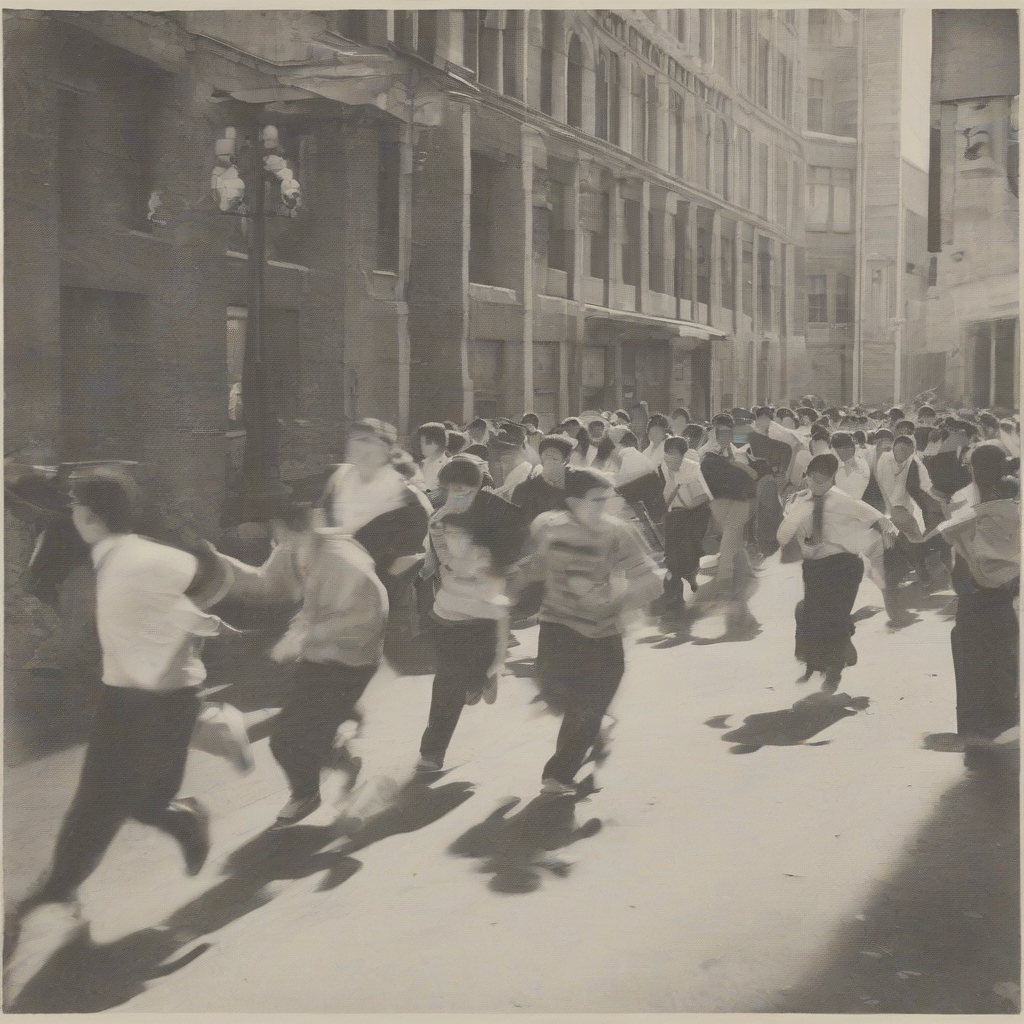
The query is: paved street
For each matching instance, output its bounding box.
[5,554,1019,1014]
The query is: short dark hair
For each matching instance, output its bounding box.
[682,424,706,445]
[446,431,469,455]
[810,424,831,442]
[831,431,854,449]
[853,430,867,446]
[796,406,819,422]
[889,407,905,421]
[971,444,1007,487]
[712,412,735,428]
[894,419,916,434]
[918,405,936,417]
[520,412,540,428]
[438,457,484,489]
[613,409,631,423]
[561,417,582,432]
[70,468,140,534]
[664,435,689,456]
[467,417,489,432]
[538,434,575,458]
[873,428,894,442]
[670,407,691,421]
[979,411,1000,429]
[776,407,796,422]
[752,405,773,420]
[418,422,448,448]
[892,435,915,452]
[619,430,640,449]
[647,413,669,430]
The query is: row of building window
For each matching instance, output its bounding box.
[806,272,853,324]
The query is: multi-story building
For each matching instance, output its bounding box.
[925,9,1019,409]
[800,8,931,407]
[5,10,807,536]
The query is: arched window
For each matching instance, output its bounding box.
[566,34,583,128]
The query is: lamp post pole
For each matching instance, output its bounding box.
[213,120,301,515]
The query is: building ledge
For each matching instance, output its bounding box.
[469,282,519,305]
[804,130,858,146]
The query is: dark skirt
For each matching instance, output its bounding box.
[664,504,712,581]
[951,580,1020,739]
[795,552,864,672]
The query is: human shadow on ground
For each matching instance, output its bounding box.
[9,776,474,1013]
[706,691,871,753]
[449,791,602,894]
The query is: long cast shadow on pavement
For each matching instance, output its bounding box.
[706,691,871,753]
[449,790,602,894]
[9,776,474,1013]
[753,748,1020,1014]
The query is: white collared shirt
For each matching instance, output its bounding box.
[833,453,871,501]
[93,533,221,691]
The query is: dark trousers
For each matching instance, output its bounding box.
[420,617,498,764]
[538,622,625,785]
[795,552,864,672]
[270,661,377,799]
[951,582,1020,738]
[35,685,200,904]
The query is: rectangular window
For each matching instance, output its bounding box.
[696,209,713,308]
[623,198,642,287]
[758,236,773,328]
[646,74,659,163]
[715,10,732,82]
[775,150,789,229]
[757,37,770,108]
[699,11,712,62]
[583,190,611,281]
[470,339,503,419]
[834,272,853,323]
[807,78,824,133]
[737,127,752,208]
[741,12,754,96]
[502,11,522,98]
[721,221,735,310]
[714,118,729,199]
[596,51,609,140]
[806,166,830,230]
[462,10,478,72]
[757,141,769,218]
[417,11,437,62]
[548,178,570,274]
[674,10,687,46]
[631,65,646,158]
[674,207,691,301]
[469,152,500,285]
[393,10,415,51]
[695,113,709,189]
[376,139,400,272]
[478,12,500,89]
[649,209,665,293]
[808,274,828,322]
[832,168,852,232]
[540,12,557,115]
[608,53,621,145]
[808,9,829,47]
[669,91,684,178]
[742,224,754,316]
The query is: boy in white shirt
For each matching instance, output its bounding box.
[417,422,450,494]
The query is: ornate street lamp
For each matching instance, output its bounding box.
[212,122,302,518]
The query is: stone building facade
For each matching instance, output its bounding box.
[5,9,809,534]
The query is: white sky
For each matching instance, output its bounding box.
[901,7,934,172]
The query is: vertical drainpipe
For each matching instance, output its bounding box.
[522,124,535,418]
[396,71,416,440]
[460,102,473,423]
[893,13,905,405]
[853,9,867,404]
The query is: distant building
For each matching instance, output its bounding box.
[800,8,931,407]
[926,9,1019,409]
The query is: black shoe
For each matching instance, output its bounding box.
[169,797,211,876]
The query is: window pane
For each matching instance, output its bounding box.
[808,274,828,322]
